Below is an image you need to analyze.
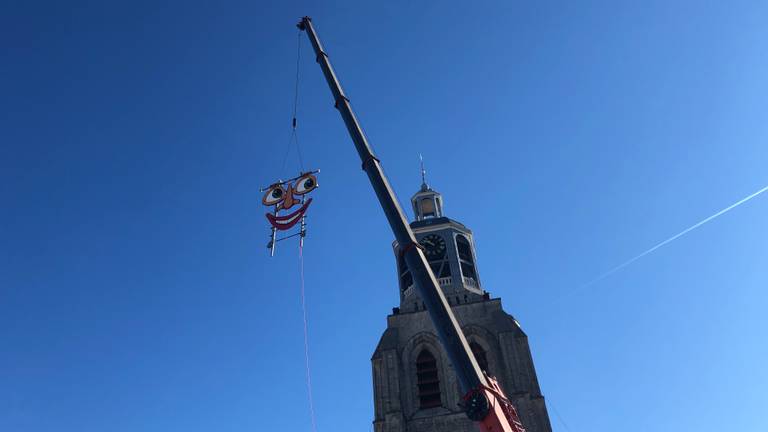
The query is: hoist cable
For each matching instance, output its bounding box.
[299,243,318,432]
[291,29,301,128]
[281,29,305,173]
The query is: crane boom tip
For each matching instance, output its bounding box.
[297,16,311,31]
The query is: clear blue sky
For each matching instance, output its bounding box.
[2,1,767,431]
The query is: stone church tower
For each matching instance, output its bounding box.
[371,179,552,432]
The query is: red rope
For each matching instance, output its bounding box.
[299,243,318,432]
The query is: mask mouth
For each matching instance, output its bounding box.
[266,198,313,230]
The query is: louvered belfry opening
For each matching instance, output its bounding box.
[456,234,477,281]
[416,349,441,409]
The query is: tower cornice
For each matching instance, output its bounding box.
[410,217,472,235]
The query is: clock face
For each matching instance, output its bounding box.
[419,234,447,260]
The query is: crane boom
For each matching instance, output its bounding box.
[297,16,526,432]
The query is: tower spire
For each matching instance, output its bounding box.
[419,153,429,191]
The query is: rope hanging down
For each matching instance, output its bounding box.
[292,30,317,431]
[294,30,316,428]
[299,243,318,432]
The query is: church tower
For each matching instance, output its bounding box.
[371,176,552,432]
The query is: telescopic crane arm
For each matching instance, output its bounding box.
[297,17,526,432]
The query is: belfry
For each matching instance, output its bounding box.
[371,175,553,432]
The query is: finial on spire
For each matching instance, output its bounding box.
[419,153,429,190]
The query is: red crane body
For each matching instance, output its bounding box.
[297,17,526,432]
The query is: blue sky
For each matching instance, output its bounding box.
[2,1,767,431]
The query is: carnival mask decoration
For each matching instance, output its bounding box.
[261,171,319,231]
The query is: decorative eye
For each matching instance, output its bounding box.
[262,184,286,206]
[294,174,318,195]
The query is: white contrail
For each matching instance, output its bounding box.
[581,183,768,289]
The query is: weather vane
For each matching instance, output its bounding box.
[260,170,319,256]
[419,153,428,188]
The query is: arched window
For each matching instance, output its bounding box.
[470,342,490,374]
[416,349,441,409]
[456,235,473,261]
[456,234,477,281]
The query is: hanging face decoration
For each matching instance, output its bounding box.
[262,172,318,230]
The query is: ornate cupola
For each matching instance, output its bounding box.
[411,181,443,221]
[394,163,484,311]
